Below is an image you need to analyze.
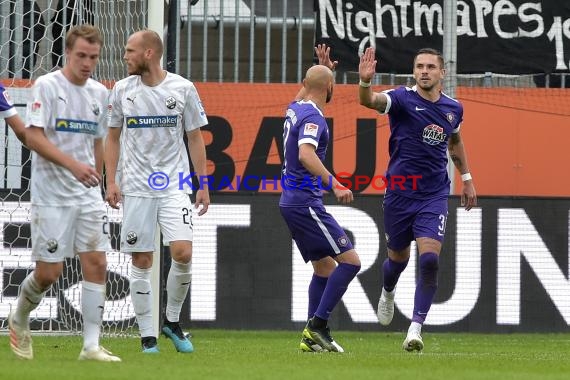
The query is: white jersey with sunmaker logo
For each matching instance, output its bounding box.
[108,72,208,196]
[26,70,108,206]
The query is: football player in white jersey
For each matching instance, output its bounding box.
[8,25,121,362]
[105,29,210,353]
[0,83,26,144]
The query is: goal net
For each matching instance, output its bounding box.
[0,0,149,335]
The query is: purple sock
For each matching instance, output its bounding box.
[412,252,439,324]
[383,257,409,292]
[314,263,361,321]
[308,274,328,320]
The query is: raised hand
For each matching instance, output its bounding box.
[315,44,338,71]
[359,47,377,83]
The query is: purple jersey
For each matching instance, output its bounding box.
[0,84,18,119]
[383,85,463,199]
[279,100,329,207]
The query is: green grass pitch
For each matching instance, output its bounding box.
[1,330,570,380]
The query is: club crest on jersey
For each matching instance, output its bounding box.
[303,123,318,137]
[337,235,349,247]
[91,103,100,116]
[422,124,447,146]
[446,112,454,123]
[46,238,58,253]
[165,96,176,109]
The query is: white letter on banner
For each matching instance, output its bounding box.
[497,209,570,325]
[319,0,345,39]
[493,0,518,39]
[413,2,443,36]
[374,0,399,38]
[474,0,493,37]
[518,2,543,38]
[395,0,412,37]
[457,1,475,36]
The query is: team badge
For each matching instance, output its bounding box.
[46,238,58,253]
[91,103,100,116]
[165,96,176,109]
[126,231,138,245]
[338,235,349,247]
[446,112,454,122]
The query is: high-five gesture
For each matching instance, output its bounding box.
[315,43,338,71]
[359,47,377,83]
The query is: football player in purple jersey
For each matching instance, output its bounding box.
[280,45,361,353]
[358,46,477,352]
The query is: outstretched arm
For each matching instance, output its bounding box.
[448,131,477,210]
[358,47,389,112]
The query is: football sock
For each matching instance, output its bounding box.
[130,265,154,338]
[382,257,409,292]
[165,260,191,323]
[14,272,46,326]
[307,274,328,320]
[412,252,439,324]
[81,281,105,350]
[314,263,360,321]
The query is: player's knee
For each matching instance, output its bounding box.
[132,252,153,269]
[419,252,439,287]
[35,263,63,287]
[170,243,192,264]
[419,252,439,271]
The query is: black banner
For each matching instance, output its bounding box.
[315,0,570,74]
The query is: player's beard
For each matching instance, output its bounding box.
[417,78,436,92]
[326,87,333,103]
[128,61,149,76]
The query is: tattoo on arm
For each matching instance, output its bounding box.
[448,133,463,171]
[450,153,463,170]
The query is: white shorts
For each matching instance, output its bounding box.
[31,201,111,263]
[121,194,194,252]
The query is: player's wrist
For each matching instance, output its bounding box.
[359,79,371,88]
[461,172,472,182]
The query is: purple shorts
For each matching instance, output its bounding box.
[280,205,353,262]
[383,192,449,251]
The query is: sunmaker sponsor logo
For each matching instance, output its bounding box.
[55,118,97,134]
[125,115,177,128]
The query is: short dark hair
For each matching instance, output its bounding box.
[413,48,444,69]
[66,24,103,50]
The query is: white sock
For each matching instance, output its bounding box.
[165,260,191,323]
[82,281,105,350]
[408,321,422,335]
[382,287,396,299]
[130,266,154,337]
[14,272,47,326]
